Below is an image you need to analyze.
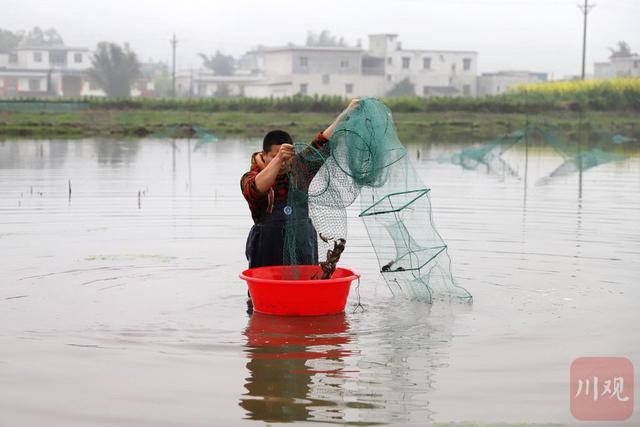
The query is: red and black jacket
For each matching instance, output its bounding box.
[240,132,329,224]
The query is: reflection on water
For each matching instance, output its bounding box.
[240,313,355,423]
[239,302,471,425]
[0,137,638,425]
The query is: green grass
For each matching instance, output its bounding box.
[1,109,639,142]
[2,79,639,115]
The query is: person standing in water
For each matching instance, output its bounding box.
[240,99,358,312]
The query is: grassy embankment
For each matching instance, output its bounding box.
[1,78,639,141]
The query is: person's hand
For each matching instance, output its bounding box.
[275,143,295,163]
[344,98,360,114]
[321,99,361,140]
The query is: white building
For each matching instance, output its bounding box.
[0,43,161,97]
[0,45,91,97]
[368,34,478,97]
[477,71,548,96]
[240,46,384,98]
[594,52,640,79]
[233,34,479,98]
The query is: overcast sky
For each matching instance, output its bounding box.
[5,0,640,78]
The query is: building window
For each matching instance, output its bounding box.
[387,57,392,65]
[423,57,431,70]
[422,86,430,96]
[34,52,42,62]
[9,53,18,64]
[322,74,330,84]
[340,59,349,68]
[299,56,308,67]
[463,58,472,71]
[299,83,308,95]
[197,83,206,95]
[635,60,639,69]
[386,75,392,82]
[345,83,353,94]
[402,57,410,69]
[74,53,83,63]
[463,84,471,96]
[49,51,66,65]
[29,79,41,91]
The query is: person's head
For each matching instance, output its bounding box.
[262,130,293,163]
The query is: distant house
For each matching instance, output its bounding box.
[368,34,478,97]
[594,47,640,79]
[232,34,479,98]
[477,71,548,96]
[240,45,381,98]
[0,45,91,97]
[0,42,162,98]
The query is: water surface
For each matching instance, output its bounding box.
[0,137,638,425]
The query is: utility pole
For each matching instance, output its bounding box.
[578,0,595,80]
[170,34,178,97]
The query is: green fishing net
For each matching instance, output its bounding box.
[285,98,472,303]
[441,123,632,182]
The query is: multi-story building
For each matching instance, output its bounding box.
[240,46,385,98]
[0,44,91,97]
[0,43,159,97]
[233,34,479,98]
[367,34,478,97]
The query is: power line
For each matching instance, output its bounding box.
[578,0,596,79]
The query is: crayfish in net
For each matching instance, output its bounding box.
[311,235,347,280]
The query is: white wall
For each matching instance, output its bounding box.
[386,50,477,96]
[12,49,90,71]
[290,74,384,97]
[594,62,613,79]
[17,50,50,69]
[610,56,640,78]
[16,76,47,92]
[65,50,90,70]
[244,83,294,98]
[477,72,543,96]
[263,51,293,79]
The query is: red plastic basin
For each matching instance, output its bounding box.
[239,265,359,316]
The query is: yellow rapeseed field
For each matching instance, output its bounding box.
[515,78,640,96]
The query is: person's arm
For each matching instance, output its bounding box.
[321,98,360,140]
[254,144,295,194]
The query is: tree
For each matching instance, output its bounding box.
[386,78,416,97]
[609,41,633,59]
[22,27,64,46]
[0,27,65,52]
[199,51,235,75]
[306,30,346,47]
[0,29,22,53]
[89,42,141,97]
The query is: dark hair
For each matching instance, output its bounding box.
[263,130,292,152]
